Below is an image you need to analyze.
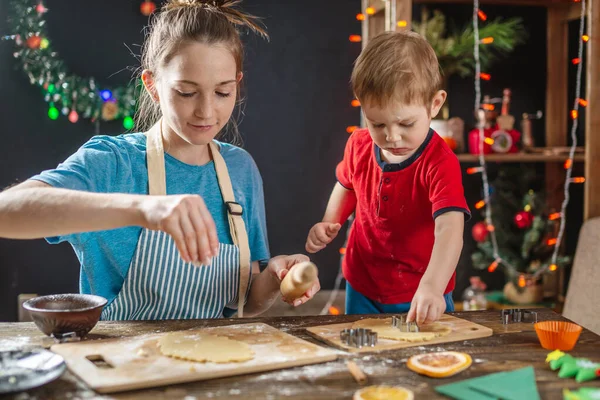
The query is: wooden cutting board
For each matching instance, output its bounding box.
[306,314,493,353]
[50,323,338,393]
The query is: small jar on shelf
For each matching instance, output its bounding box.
[462,276,488,311]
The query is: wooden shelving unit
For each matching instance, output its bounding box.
[363,0,599,219]
[456,153,586,163]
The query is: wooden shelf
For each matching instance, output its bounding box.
[457,152,586,163]
[413,0,574,5]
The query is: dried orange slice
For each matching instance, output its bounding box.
[353,385,414,400]
[407,351,472,378]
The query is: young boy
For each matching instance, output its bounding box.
[306,31,470,325]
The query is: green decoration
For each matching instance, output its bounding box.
[546,351,600,383]
[563,388,600,400]
[413,8,527,81]
[123,116,134,130]
[47,105,59,120]
[412,8,527,118]
[5,0,140,124]
[471,166,572,289]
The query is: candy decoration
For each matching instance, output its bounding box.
[563,388,600,400]
[407,351,472,378]
[546,351,600,383]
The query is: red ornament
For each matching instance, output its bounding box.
[472,222,489,243]
[36,3,48,14]
[26,35,42,49]
[140,1,156,16]
[68,110,79,123]
[514,211,533,229]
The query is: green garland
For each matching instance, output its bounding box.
[5,0,140,128]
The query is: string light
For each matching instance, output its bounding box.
[397,20,407,27]
[488,259,500,272]
[123,116,134,130]
[349,35,362,43]
[482,103,494,111]
[549,212,562,221]
[346,126,358,133]
[472,0,518,276]
[535,0,588,279]
[481,37,494,44]
[564,159,573,169]
[484,137,495,145]
[487,224,495,232]
[366,6,375,15]
[547,238,558,246]
[356,13,365,21]
[578,98,588,107]
[467,167,484,174]
[351,99,361,107]
[572,58,581,65]
[518,275,526,288]
[571,177,586,184]
[477,9,487,21]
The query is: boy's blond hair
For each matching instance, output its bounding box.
[351,30,442,108]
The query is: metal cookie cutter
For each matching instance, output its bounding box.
[392,315,420,332]
[340,328,378,348]
[501,308,538,324]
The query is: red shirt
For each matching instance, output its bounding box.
[336,128,470,304]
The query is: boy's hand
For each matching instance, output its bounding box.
[305,222,341,253]
[407,283,446,325]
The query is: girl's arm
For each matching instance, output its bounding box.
[0,180,219,265]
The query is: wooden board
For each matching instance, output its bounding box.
[50,323,338,393]
[306,314,493,353]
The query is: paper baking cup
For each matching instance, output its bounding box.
[534,321,582,351]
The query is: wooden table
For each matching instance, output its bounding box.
[1,309,599,399]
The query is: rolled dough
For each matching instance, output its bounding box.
[158,331,255,363]
[351,318,452,342]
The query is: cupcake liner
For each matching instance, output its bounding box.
[535,321,582,351]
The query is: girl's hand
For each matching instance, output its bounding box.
[268,254,321,306]
[139,195,219,265]
[305,222,341,253]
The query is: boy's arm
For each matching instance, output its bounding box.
[421,211,464,292]
[322,182,357,225]
[306,183,357,253]
[408,211,464,324]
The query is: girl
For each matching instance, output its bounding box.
[0,0,320,320]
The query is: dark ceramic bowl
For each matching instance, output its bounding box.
[22,294,107,340]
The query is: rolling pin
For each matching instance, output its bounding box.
[280,261,318,300]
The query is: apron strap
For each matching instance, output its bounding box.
[145,120,251,318]
[208,142,251,318]
[146,121,167,196]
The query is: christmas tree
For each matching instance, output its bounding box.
[471,165,571,289]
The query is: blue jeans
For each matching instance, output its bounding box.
[345,282,455,315]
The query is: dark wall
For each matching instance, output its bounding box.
[0,1,584,321]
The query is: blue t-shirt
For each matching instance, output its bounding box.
[30,133,270,309]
